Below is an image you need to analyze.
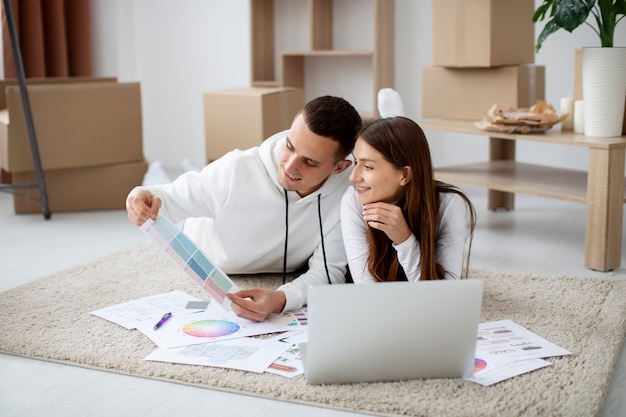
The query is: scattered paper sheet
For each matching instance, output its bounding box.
[465,319,572,386]
[145,336,292,373]
[140,214,239,311]
[475,319,572,361]
[468,358,552,386]
[135,296,302,349]
[265,331,308,378]
[90,290,203,329]
[266,308,308,328]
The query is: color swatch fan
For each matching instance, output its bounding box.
[140,215,240,311]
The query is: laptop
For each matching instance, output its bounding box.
[300,279,483,385]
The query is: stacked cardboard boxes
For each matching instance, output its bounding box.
[0,78,147,213]
[203,87,304,162]
[423,0,544,120]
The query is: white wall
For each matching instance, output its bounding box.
[91,0,250,173]
[89,0,626,174]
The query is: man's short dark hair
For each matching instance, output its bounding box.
[301,96,362,159]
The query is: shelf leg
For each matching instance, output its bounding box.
[488,137,515,211]
[585,147,625,271]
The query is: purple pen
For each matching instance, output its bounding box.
[153,312,172,330]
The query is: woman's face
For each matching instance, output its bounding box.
[349,138,408,205]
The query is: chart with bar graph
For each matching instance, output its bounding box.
[140,215,239,311]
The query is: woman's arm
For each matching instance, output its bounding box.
[340,187,376,284]
[434,193,473,279]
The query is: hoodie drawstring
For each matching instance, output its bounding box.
[282,190,331,285]
[317,194,331,284]
[283,188,289,285]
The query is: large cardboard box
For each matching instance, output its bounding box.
[0,76,116,109]
[0,77,116,182]
[422,65,545,120]
[0,81,144,173]
[433,0,535,67]
[204,87,304,161]
[12,160,148,214]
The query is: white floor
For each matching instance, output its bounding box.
[1,186,625,417]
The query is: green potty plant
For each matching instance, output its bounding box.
[533,0,626,51]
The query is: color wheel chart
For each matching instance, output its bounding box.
[182,320,241,338]
[141,215,239,311]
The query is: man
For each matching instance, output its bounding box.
[126,96,361,321]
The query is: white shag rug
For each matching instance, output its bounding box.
[1,242,625,417]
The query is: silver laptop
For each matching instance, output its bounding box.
[300,279,483,385]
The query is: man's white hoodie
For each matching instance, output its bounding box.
[128,131,351,311]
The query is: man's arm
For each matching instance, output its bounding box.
[126,189,162,226]
[227,289,286,322]
[125,153,238,228]
[228,221,348,322]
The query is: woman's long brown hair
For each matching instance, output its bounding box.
[360,117,476,281]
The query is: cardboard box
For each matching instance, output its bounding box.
[204,87,304,161]
[0,81,144,173]
[1,168,10,183]
[422,65,545,120]
[0,76,116,177]
[12,160,148,214]
[0,76,117,109]
[433,0,535,67]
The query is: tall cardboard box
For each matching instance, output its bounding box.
[433,0,535,67]
[0,78,147,214]
[204,87,304,161]
[422,65,545,120]
[0,77,117,182]
[0,82,144,173]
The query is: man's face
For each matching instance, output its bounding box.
[278,114,348,197]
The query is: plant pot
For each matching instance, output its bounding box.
[582,47,626,137]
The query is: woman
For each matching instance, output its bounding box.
[341,116,476,283]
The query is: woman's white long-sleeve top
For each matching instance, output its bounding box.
[340,187,472,283]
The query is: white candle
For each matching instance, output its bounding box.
[574,100,584,134]
[560,97,574,130]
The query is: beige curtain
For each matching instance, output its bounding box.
[2,0,93,77]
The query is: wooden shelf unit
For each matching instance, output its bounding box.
[436,161,592,204]
[250,0,394,116]
[420,119,626,272]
